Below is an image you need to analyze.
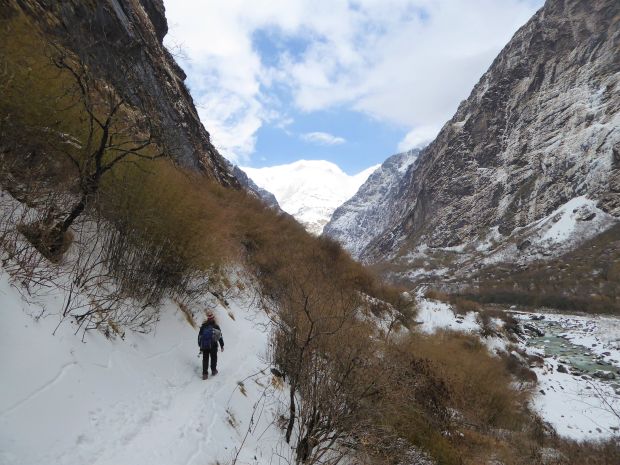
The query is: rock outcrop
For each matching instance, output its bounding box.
[6,0,238,186]
[357,0,619,271]
[231,166,281,211]
[323,149,420,259]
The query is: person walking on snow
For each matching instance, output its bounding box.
[198,312,224,380]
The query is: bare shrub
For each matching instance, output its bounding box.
[451,297,481,315]
[424,288,450,302]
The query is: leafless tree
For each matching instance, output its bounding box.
[262,244,388,465]
[30,48,166,258]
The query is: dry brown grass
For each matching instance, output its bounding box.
[451,297,481,315]
[409,331,530,430]
[424,288,450,301]
[550,439,620,465]
[368,330,537,465]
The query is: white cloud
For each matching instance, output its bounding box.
[301,132,346,146]
[194,87,262,163]
[283,0,540,129]
[163,0,542,162]
[398,124,441,152]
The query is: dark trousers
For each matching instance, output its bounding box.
[202,346,218,374]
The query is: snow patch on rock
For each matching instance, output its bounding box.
[481,195,617,267]
[323,149,420,259]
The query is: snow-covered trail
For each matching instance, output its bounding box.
[0,274,287,465]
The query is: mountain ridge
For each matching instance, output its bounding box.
[323,149,420,259]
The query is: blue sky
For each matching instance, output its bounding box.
[252,108,404,173]
[164,0,543,175]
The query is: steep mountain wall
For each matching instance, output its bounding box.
[4,0,238,186]
[323,149,420,259]
[360,0,619,266]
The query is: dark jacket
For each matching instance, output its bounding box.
[198,321,224,350]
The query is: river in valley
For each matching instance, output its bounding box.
[512,311,620,440]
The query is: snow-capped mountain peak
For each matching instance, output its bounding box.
[242,160,379,235]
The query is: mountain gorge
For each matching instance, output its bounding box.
[330,0,619,289]
[243,160,378,235]
[1,0,620,464]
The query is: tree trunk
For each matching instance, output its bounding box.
[286,383,296,444]
[296,408,317,463]
[59,195,87,234]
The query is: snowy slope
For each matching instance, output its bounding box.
[0,272,289,465]
[479,195,618,266]
[242,160,378,235]
[415,297,480,334]
[384,194,619,285]
[323,149,420,259]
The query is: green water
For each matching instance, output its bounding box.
[525,319,619,381]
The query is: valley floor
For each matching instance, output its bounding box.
[515,311,620,440]
[416,297,620,441]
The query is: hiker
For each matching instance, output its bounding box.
[198,312,224,380]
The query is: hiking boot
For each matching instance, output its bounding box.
[212,369,218,376]
[202,373,208,380]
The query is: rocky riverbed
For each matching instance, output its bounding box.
[513,311,620,440]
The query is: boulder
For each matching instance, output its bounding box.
[523,323,545,337]
[593,370,615,380]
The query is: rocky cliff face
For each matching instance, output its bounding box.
[7,0,238,186]
[323,149,419,259]
[357,0,619,276]
[231,166,281,211]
